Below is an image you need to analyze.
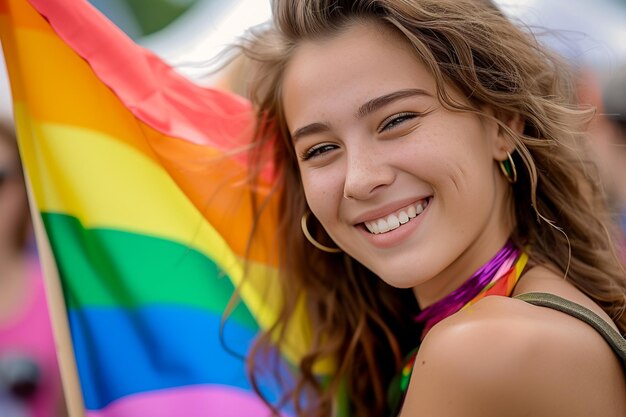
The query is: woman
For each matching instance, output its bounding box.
[0,119,66,416]
[238,0,626,416]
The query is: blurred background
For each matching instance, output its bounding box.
[1,0,626,114]
[0,1,625,415]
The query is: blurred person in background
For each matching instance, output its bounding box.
[580,66,626,260]
[0,119,65,417]
[600,67,626,235]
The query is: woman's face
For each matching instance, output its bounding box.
[282,21,515,304]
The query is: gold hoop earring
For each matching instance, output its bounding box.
[498,151,517,184]
[301,211,342,253]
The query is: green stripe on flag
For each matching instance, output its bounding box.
[42,212,258,331]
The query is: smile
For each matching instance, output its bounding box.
[363,199,429,234]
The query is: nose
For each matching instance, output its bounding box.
[343,146,395,200]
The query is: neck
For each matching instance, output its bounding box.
[413,239,524,337]
[412,234,511,309]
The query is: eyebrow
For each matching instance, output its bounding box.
[356,88,431,119]
[290,88,431,142]
[291,122,330,143]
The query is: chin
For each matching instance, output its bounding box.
[372,267,427,290]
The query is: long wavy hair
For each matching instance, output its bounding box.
[235,1,626,416]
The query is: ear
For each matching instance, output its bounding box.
[492,112,524,161]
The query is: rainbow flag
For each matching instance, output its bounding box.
[0,0,342,415]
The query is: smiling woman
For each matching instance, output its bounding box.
[283,23,514,293]
[238,1,626,416]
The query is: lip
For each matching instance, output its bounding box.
[357,197,431,248]
[351,196,431,225]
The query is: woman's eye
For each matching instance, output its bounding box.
[301,143,337,160]
[379,112,418,132]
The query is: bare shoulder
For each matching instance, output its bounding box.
[398,295,626,417]
[513,264,620,331]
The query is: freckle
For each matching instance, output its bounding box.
[421,361,426,365]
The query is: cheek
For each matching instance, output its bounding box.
[428,126,494,189]
[300,168,344,222]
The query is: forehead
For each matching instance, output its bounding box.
[281,21,439,124]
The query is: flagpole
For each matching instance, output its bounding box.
[25,175,87,417]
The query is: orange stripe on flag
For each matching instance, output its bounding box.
[1,0,51,32]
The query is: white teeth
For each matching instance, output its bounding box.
[365,220,380,234]
[363,200,429,235]
[387,214,400,230]
[377,218,390,233]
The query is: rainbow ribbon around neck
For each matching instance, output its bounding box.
[416,241,528,337]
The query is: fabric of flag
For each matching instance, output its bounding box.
[0,0,344,415]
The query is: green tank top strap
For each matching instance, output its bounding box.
[514,292,626,364]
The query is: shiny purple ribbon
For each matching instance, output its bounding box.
[415,240,519,336]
